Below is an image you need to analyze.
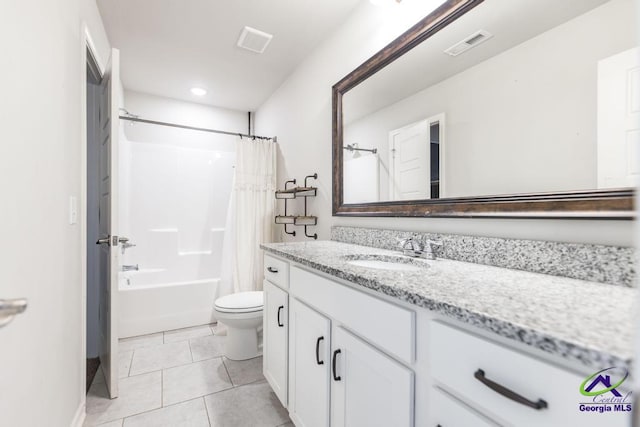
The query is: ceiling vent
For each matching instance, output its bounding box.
[444,30,493,57]
[237,26,273,54]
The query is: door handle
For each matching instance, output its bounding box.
[332,349,341,381]
[315,336,324,365]
[277,305,284,327]
[0,298,28,328]
[96,236,111,246]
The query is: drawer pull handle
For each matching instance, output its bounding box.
[474,369,548,410]
[277,306,284,327]
[267,267,279,273]
[315,336,324,365]
[332,349,342,381]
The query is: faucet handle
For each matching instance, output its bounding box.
[426,239,443,247]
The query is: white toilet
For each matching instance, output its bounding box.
[213,291,264,360]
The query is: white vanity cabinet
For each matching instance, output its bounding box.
[263,252,629,427]
[331,326,414,427]
[428,322,629,427]
[288,298,331,427]
[287,264,415,427]
[263,275,289,407]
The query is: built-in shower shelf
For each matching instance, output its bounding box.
[274,173,318,240]
[179,251,212,256]
[275,186,317,198]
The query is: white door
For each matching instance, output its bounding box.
[263,280,288,406]
[597,46,640,188]
[96,48,121,398]
[389,119,430,201]
[289,298,331,427]
[331,327,414,427]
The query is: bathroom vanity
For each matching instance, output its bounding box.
[261,232,634,427]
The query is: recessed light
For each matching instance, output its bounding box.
[190,87,207,96]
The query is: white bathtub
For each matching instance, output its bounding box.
[119,270,219,338]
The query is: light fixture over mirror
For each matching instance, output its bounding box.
[333,0,636,218]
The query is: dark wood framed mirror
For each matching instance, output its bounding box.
[332,0,635,218]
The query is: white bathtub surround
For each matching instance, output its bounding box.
[118,94,243,337]
[219,137,277,297]
[119,274,218,338]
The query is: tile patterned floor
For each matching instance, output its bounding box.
[84,324,292,427]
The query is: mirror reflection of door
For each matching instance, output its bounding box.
[389,114,444,201]
[597,46,640,189]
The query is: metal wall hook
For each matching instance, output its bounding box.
[304,173,318,187]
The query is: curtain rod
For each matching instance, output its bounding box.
[119,115,277,142]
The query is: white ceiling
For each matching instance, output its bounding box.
[344,0,611,124]
[97,0,362,111]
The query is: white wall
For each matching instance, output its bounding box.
[345,0,635,199]
[256,0,635,247]
[121,91,245,283]
[0,0,110,426]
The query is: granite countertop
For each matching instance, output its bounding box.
[261,240,636,372]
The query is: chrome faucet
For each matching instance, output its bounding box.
[398,237,442,260]
[122,264,139,272]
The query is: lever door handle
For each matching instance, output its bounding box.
[96,236,111,245]
[0,298,28,328]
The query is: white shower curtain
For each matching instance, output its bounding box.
[219,137,276,300]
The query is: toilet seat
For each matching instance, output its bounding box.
[214,291,263,314]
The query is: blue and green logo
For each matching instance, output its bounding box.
[578,367,632,414]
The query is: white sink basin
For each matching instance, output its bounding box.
[343,254,430,272]
[347,259,423,271]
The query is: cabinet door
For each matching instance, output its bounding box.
[430,387,498,427]
[263,280,288,407]
[331,326,414,427]
[289,298,331,427]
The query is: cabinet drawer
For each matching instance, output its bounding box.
[291,266,414,364]
[430,387,497,427]
[264,254,289,289]
[430,321,629,427]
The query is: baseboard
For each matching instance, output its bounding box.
[71,399,86,427]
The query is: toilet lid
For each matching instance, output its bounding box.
[215,291,264,313]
